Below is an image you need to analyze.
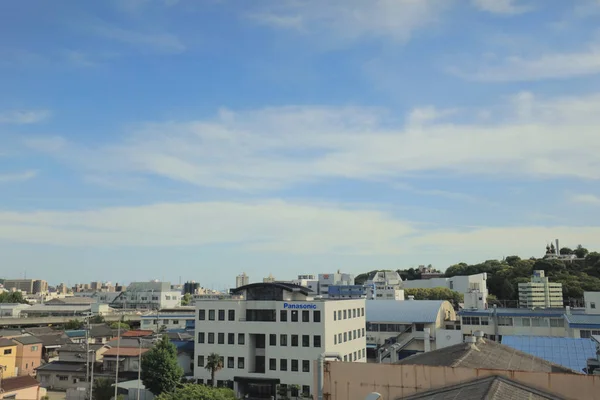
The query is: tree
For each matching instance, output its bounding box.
[181,293,192,306]
[141,335,183,395]
[90,315,105,324]
[504,256,521,266]
[403,288,463,307]
[154,384,236,400]
[92,378,114,400]
[110,321,130,330]
[205,353,223,387]
[64,319,83,330]
[575,245,589,259]
[560,247,573,255]
[0,291,28,304]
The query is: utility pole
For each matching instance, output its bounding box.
[114,315,122,400]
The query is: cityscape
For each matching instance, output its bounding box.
[2,1,600,400]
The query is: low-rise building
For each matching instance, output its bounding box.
[12,336,43,376]
[36,362,88,391]
[518,270,563,308]
[102,347,149,380]
[0,303,31,318]
[364,270,404,300]
[140,307,196,332]
[0,338,18,378]
[194,282,366,398]
[402,273,488,299]
[0,375,46,400]
[111,281,181,310]
[317,272,355,297]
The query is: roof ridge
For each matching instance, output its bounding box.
[452,343,476,367]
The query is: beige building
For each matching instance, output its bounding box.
[518,270,563,308]
[3,279,34,294]
[12,336,43,376]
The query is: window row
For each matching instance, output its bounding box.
[197,332,322,348]
[280,309,321,323]
[343,348,366,362]
[271,358,311,373]
[198,332,245,345]
[198,355,246,369]
[199,309,236,321]
[580,329,600,338]
[198,308,323,323]
[461,316,564,328]
[334,328,364,345]
[333,307,364,321]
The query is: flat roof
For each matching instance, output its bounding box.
[366,300,446,323]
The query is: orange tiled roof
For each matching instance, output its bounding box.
[121,330,154,337]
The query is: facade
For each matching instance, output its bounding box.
[290,275,319,294]
[236,273,250,288]
[36,362,87,391]
[518,270,563,308]
[585,291,600,314]
[364,271,404,300]
[0,375,46,400]
[0,303,31,318]
[32,280,48,294]
[12,336,43,376]
[402,273,488,298]
[111,281,181,310]
[193,282,366,399]
[140,307,196,332]
[0,338,18,378]
[3,279,34,294]
[317,272,355,297]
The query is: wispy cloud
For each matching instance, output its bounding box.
[391,182,488,204]
[24,91,600,191]
[92,24,185,54]
[570,193,600,206]
[0,110,51,124]
[471,0,533,15]
[0,170,38,183]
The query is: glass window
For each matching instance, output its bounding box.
[361,308,364,317]
[302,386,310,397]
[462,316,471,325]
[208,333,214,344]
[314,310,321,322]
[218,333,224,344]
[344,355,347,362]
[228,310,235,321]
[291,359,298,372]
[291,310,298,322]
[198,355,204,367]
[343,310,347,319]
[480,317,489,326]
[198,332,205,343]
[302,335,310,347]
[522,318,531,327]
[353,309,357,318]
[301,310,309,322]
[333,311,337,321]
[228,333,234,345]
[337,310,342,320]
[269,358,276,371]
[550,318,563,327]
[270,334,277,346]
[302,360,310,372]
[199,310,206,320]
[291,385,299,397]
[531,318,541,327]
[314,335,321,347]
[208,310,215,321]
[280,334,287,346]
[343,332,347,342]
[291,335,298,347]
[592,302,597,309]
[498,317,513,326]
[238,333,245,345]
[362,349,365,358]
[227,357,234,368]
[471,317,480,325]
[334,335,337,345]
[353,330,357,340]
[238,357,245,369]
[280,310,287,322]
[338,333,342,343]
[280,359,287,371]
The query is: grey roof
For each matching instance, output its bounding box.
[36,333,72,347]
[127,281,172,292]
[401,376,565,400]
[59,343,106,353]
[90,324,114,338]
[26,304,92,312]
[397,339,578,374]
[459,308,566,317]
[36,361,87,373]
[564,313,600,326]
[0,338,15,347]
[12,335,43,345]
[106,338,153,348]
[366,300,446,323]
[0,329,24,337]
[45,297,96,305]
[24,327,59,335]
[231,282,311,295]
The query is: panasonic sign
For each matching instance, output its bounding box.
[283,303,317,309]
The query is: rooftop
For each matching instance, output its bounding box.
[231,282,312,296]
[103,347,149,357]
[401,375,565,400]
[121,330,154,338]
[366,300,447,323]
[0,338,16,348]
[0,375,40,393]
[36,361,88,373]
[45,297,96,305]
[11,335,42,345]
[397,339,578,374]
[565,313,600,327]
[459,308,567,317]
[107,338,154,348]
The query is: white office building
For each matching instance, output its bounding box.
[317,272,355,297]
[194,282,366,399]
[289,275,319,294]
[111,281,181,310]
[364,271,404,300]
[518,270,563,308]
[402,273,488,298]
[236,273,250,288]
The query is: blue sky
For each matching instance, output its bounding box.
[1,0,600,289]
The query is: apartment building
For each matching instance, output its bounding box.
[111,281,181,310]
[194,282,366,399]
[236,273,250,288]
[364,271,404,300]
[518,270,563,308]
[140,306,196,332]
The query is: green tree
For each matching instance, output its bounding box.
[574,245,589,259]
[64,319,83,330]
[404,288,463,307]
[181,293,192,306]
[110,321,130,330]
[92,378,114,400]
[141,335,183,395]
[586,252,600,267]
[0,291,28,304]
[205,353,223,387]
[560,247,573,255]
[155,384,236,400]
[90,315,105,324]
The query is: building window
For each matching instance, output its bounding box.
[280,310,287,322]
[218,333,225,344]
[269,358,277,371]
[353,309,357,318]
[302,335,310,347]
[314,335,321,347]
[199,310,205,320]
[291,335,299,347]
[209,310,215,321]
[343,355,348,362]
[592,302,597,309]
[313,310,321,323]
[334,311,337,321]
[291,310,298,322]
[228,309,235,321]
[218,310,225,321]
[228,333,235,345]
[480,317,489,326]
[362,348,365,358]
[334,335,337,345]
[362,328,365,337]
[343,332,347,342]
[198,355,205,367]
[172,320,179,325]
[246,309,276,322]
[208,333,215,344]
[550,318,563,327]
[198,332,205,343]
[338,333,342,343]
[238,333,245,345]
[415,324,425,332]
[268,334,276,346]
[302,310,310,322]
[337,310,342,320]
[498,317,513,326]
[291,359,298,372]
[302,386,310,397]
[302,360,310,372]
[280,359,287,371]
[238,357,245,369]
[361,308,365,317]
[343,310,347,319]
[58,375,69,381]
[228,357,234,368]
[291,385,299,397]
[280,334,287,346]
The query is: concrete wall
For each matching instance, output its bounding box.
[0,385,45,400]
[319,361,600,400]
[585,292,600,314]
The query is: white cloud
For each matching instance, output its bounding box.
[248,0,450,43]
[570,194,600,206]
[471,0,532,15]
[0,170,38,183]
[453,43,600,82]
[92,24,185,54]
[28,91,600,190]
[0,110,51,124]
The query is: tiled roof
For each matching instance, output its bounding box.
[0,375,40,392]
[397,339,578,374]
[121,330,154,337]
[401,376,565,400]
[103,347,149,357]
[45,297,96,304]
[12,335,43,345]
[107,338,154,348]
[36,333,72,347]
[0,338,16,347]
[366,300,446,323]
[36,361,87,373]
[90,324,114,338]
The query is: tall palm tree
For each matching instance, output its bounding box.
[205,353,223,387]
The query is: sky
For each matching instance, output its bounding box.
[1,0,600,289]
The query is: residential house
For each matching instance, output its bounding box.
[120,330,154,339]
[102,347,149,380]
[12,336,43,376]
[169,333,194,376]
[28,332,72,362]
[66,324,114,344]
[0,375,47,400]
[0,338,18,378]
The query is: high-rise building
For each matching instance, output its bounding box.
[518,270,563,308]
[184,281,201,295]
[194,282,366,398]
[236,273,250,288]
[3,279,34,293]
[90,281,102,290]
[263,273,276,283]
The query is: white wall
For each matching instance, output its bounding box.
[435,329,462,349]
[403,273,488,295]
[585,292,600,314]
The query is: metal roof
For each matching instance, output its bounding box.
[366,300,446,323]
[65,330,86,338]
[501,336,596,373]
[564,313,600,327]
[231,282,311,295]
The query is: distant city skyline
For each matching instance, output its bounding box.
[1,1,599,288]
